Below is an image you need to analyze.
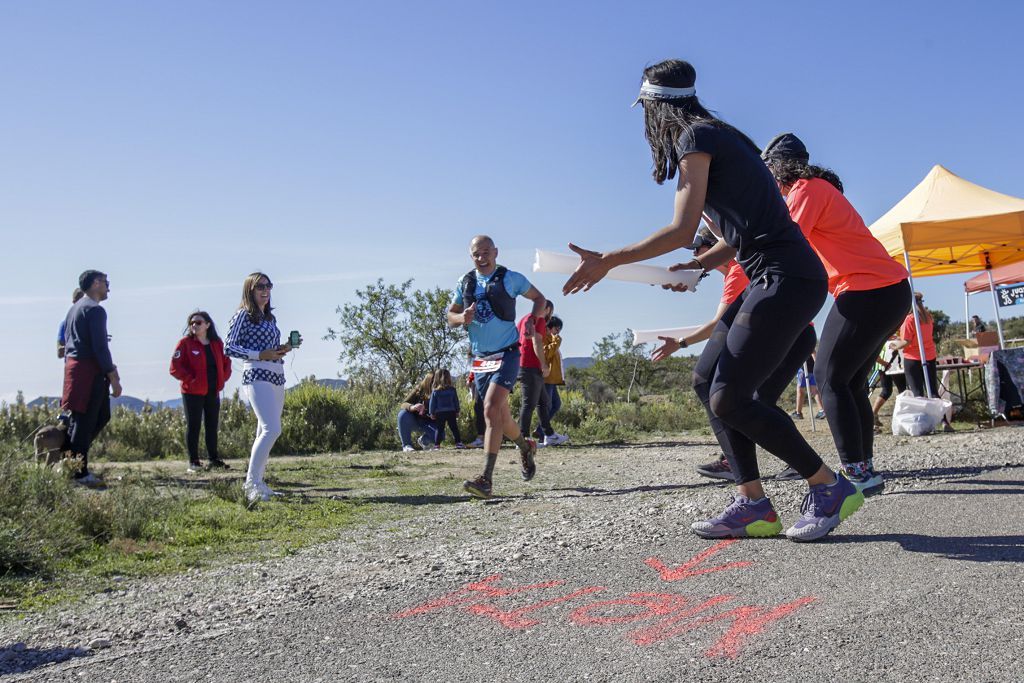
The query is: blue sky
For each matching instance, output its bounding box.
[3,1,1023,403]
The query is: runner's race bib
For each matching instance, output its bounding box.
[472,353,504,374]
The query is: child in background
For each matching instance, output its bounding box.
[429,369,464,449]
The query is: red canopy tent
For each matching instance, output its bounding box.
[963,261,1024,338]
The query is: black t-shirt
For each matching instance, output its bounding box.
[204,343,218,395]
[675,122,826,284]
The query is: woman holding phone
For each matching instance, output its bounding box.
[563,59,863,542]
[225,272,301,505]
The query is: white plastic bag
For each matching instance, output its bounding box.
[891,391,952,436]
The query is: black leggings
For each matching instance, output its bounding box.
[693,274,828,484]
[434,411,462,445]
[904,359,940,398]
[518,367,553,437]
[183,391,220,462]
[816,279,911,465]
[879,373,907,400]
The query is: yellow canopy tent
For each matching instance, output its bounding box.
[868,165,1024,394]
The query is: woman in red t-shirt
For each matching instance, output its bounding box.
[893,292,940,396]
[763,133,910,495]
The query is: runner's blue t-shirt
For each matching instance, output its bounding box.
[674,122,826,284]
[453,267,531,356]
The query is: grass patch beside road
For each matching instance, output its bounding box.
[0,450,454,612]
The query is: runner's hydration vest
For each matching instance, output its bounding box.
[461,266,516,322]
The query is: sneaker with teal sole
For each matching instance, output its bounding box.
[841,462,884,497]
[691,495,783,539]
[785,474,864,542]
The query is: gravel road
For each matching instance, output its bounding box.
[2,423,1023,682]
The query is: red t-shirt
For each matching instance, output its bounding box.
[720,260,749,305]
[517,314,548,370]
[900,314,936,361]
[786,178,908,297]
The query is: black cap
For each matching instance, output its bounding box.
[761,132,809,163]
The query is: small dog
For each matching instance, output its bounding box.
[33,423,69,466]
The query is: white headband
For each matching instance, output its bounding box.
[631,80,696,107]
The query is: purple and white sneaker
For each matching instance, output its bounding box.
[785,474,865,542]
[691,495,783,539]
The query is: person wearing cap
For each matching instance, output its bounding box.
[653,224,815,482]
[763,132,912,492]
[564,59,863,543]
[61,270,123,485]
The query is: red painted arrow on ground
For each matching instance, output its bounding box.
[644,539,753,582]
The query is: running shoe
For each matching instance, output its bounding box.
[244,482,270,507]
[773,466,803,481]
[207,458,230,470]
[542,432,569,447]
[186,462,203,474]
[789,411,804,420]
[455,442,466,449]
[695,456,733,481]
[520,439,538,481]
[402,445,416,453]
[463,475,494,499]
[73,472,102,487]
[258,481,283,498]
[785,474,864,542]
[841,462,884,497]
[691,495,782,538]
[815,410,826,420]
[468,437,485,448]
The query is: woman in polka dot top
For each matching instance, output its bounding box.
[225,272,293,506]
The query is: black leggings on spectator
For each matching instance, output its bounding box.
[693,275,828,485]
[815,279,911,466]
[904,358,940,398]
[518,367,553,437]
[878,372,907,400]
[183,391,220,463]
[434,411,462,445]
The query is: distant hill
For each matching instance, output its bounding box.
[28,395,185,412]
[562,356,595,370]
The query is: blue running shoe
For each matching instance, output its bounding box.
[785,474,864,542]
[691,495,783,539]
[841,462,884,497]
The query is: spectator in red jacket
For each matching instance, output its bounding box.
[170,310,232,472]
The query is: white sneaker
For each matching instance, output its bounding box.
[468,437,485,448]
[258,481,283,497]
[402,445,416,452]
[244,482,268,506]
[543,432,569,447]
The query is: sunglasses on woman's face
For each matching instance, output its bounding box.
[254,282,273,291]
[190,320,206,326]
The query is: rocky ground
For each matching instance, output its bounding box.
[2,422,1023,682]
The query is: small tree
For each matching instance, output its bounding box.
[325,279,467,394]
[589,330,654,401]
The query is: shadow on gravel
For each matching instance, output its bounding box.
[836,534,1024,562]
[550,482,714,497]
[358,494,470,506]
[894,486,1024,496]
[583,440,704,450]
[885,464,1023,480]
[0,645,92,674]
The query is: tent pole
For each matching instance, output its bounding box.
[987,269,1006,349]
[964,290,970,338]
[903,251,934,397]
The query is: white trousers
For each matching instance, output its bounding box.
[244,381,284,486]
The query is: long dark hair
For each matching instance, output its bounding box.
[239,272,275,324]
[766,157,844,194]
[641,59,759,185]
[184,310,221,342]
